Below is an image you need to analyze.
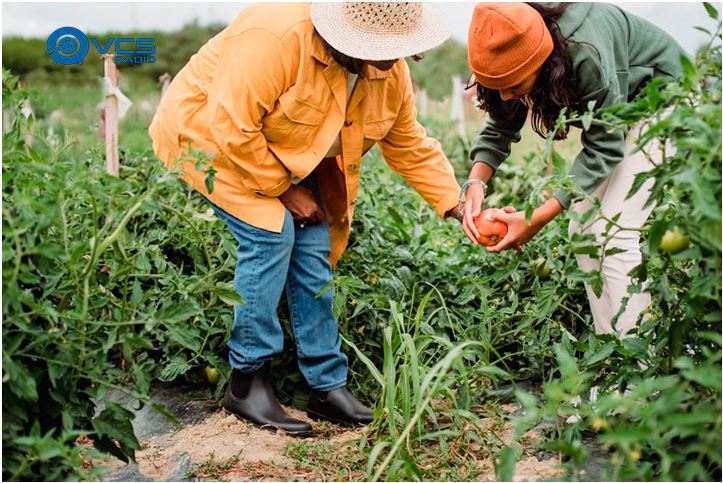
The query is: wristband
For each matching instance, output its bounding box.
[457,179,488,223]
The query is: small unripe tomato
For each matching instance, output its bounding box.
[204,366,220,385]
[659,226,690,254]
[533,257,551,278]
[590,417,607,432]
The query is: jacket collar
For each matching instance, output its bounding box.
[311,32,334,66]
[364,63,393,80]
[554,2,593,38]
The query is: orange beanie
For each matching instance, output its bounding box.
[467,3,554,90]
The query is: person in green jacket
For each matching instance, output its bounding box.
[461,2,686,336]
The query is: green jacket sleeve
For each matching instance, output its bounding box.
[468,101,528,172]
[554,59,626,208]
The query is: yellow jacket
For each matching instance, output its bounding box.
[149,3,461,267]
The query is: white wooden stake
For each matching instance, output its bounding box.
[158,72,172,99]
[103,54,119,176]
[21,99,34,148]
[417,88,429,118]
[450,75,466,138]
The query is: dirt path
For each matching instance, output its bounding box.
[96,401,366,481]
[94,396,566,482]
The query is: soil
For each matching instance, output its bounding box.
[131,408,361,481]
[94,399,368,482]
[94,410,565,482]
[90,386,575,482]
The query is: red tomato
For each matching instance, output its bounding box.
[474,209,509,246]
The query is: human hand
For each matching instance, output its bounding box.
[462,182,486,245]
[278,184,325,225]
[485,209,545,253]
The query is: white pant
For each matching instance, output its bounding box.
[568,125,665,336]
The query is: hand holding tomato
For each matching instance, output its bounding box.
[485,210,544,253]
[485,199,563,253]
[461,182,486,245]
[474,208,510,246]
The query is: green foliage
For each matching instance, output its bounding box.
[2,68,236,480]
[2,8,721,481]
[342,286,507,481]
[4,24,468,102]
[502,12,723,482]
[407,38,470,100]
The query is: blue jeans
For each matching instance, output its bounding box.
[207,185,348,391]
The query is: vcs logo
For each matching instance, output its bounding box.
[46,26,156,65]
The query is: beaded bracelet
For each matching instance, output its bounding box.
[456,179,488,223]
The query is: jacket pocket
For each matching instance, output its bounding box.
[263,94,325,145]
[363,116,396,141]
[278,94,326,125]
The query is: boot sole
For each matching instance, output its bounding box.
[223,409,314,438]
[306,409,371,428]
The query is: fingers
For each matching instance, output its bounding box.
[306,204,325,225]
[294,205,325,226]
[462,220,480,246]
[503,206,516,214]
[486,232,516,253]
[314,207,326,224]
[464,212,480,242]
[465,184,484,212]
[464,195,481,240]
[487,211,513,223]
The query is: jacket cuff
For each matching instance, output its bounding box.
[553,188,572,210]
[471,148,506,172]
[435,187,462,219]
[255,176,292,198]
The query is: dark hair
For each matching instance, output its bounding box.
[469,3,585,140]
[315,29,425,76]
[321,35,365,74]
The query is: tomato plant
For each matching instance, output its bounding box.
[2,69,238,480]
[2,6,721,480]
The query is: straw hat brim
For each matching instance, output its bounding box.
[311,3,451,61]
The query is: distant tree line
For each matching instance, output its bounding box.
[2,20,470,100]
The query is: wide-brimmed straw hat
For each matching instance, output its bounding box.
[311,2,450,61]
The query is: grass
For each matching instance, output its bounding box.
[187,452,242,481]
[284,440,367,481]
[185,441,367,482]
[25,73,158,156]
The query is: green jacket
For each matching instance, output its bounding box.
[469,2,687,207]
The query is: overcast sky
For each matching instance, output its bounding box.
[2,2,720,54]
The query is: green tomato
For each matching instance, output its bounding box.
[533,257,551,278]
[659,227,690,254]
[204,366,220,385]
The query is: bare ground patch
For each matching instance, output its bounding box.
[91,397,573,481]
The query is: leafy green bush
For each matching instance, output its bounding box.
[2,68,237,480]
[502,10,722,481]
[2,7,720,480]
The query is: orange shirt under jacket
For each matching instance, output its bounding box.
[149,3,461,267]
